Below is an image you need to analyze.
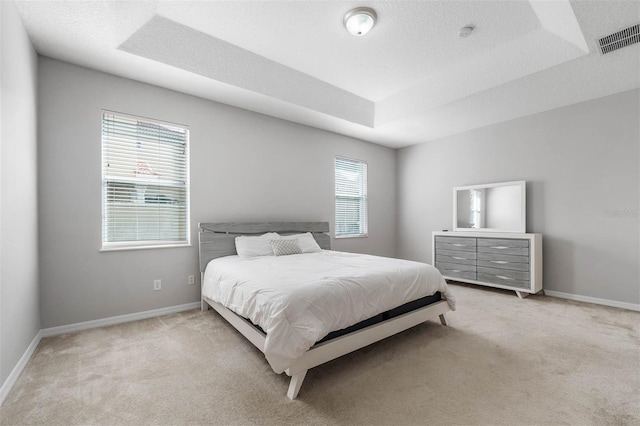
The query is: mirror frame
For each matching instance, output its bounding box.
[453,180,526,233]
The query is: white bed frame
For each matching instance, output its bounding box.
[198,222,451,399]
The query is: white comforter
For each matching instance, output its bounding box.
[202,250,456,373]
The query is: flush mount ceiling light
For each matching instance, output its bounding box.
[459,25,475,38]
[344,7,377,36]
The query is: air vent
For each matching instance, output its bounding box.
[598,23,640,54]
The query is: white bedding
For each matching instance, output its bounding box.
[202,250,456,373]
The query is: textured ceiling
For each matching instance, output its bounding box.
[14,0,640,148]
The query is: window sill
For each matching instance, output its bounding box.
[100,243,192,252]
[335,234,368,239]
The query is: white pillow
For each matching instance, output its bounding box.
[279,232,322,253]
[235,232,280,259]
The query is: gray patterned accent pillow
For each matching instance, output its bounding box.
[270,239,302,256]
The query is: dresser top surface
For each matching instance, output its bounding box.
[433,231,541,239]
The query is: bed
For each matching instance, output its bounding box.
[198,222,455,399]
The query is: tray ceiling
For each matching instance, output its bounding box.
[15,0,640,148]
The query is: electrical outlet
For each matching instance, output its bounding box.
[153,279,161,291]
[188,275,195,285]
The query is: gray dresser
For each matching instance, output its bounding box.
[432,231,542,298]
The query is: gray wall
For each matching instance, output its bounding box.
[397,89,640,305]
[38,58,397,328]
[0,1,40,387]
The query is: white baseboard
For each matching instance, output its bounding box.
[41,302,201,337]
[545,290,640,312]
[0,330,42,406]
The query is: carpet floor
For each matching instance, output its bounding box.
[1,283,638,425]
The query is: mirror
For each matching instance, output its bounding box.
[453,181,526,233]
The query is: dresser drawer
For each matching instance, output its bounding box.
[436,261,476,272]
[477,252,529,272]
[477,273,530,289]
[436,249,477,266]
[436,261,477,280]
[438,268,477,281]
[435,236,476,252]
[477,238,529,256]
[440,271,476,280]
[477,266,530,289]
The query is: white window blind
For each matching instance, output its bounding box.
[101,111,190,249]
[335,156,368,237]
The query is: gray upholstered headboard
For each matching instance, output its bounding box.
[198,222,331,272]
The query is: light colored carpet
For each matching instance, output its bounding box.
[1,283,638,425]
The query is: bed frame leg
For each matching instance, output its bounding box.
[439,314,447,326]
[287,370,308,400]
[200,272,210,311]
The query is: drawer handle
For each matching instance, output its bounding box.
[450,269,461,273]
[490,260,508,264]
[452,256,466,260]
[495,275,513,280]
[451,243,466,247]
[491,246,510,250]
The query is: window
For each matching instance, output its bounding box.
[101,111,190,250]
[334,156,368,238]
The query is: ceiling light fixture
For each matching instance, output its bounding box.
[344,7,377,36]
[459,25,475,38]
